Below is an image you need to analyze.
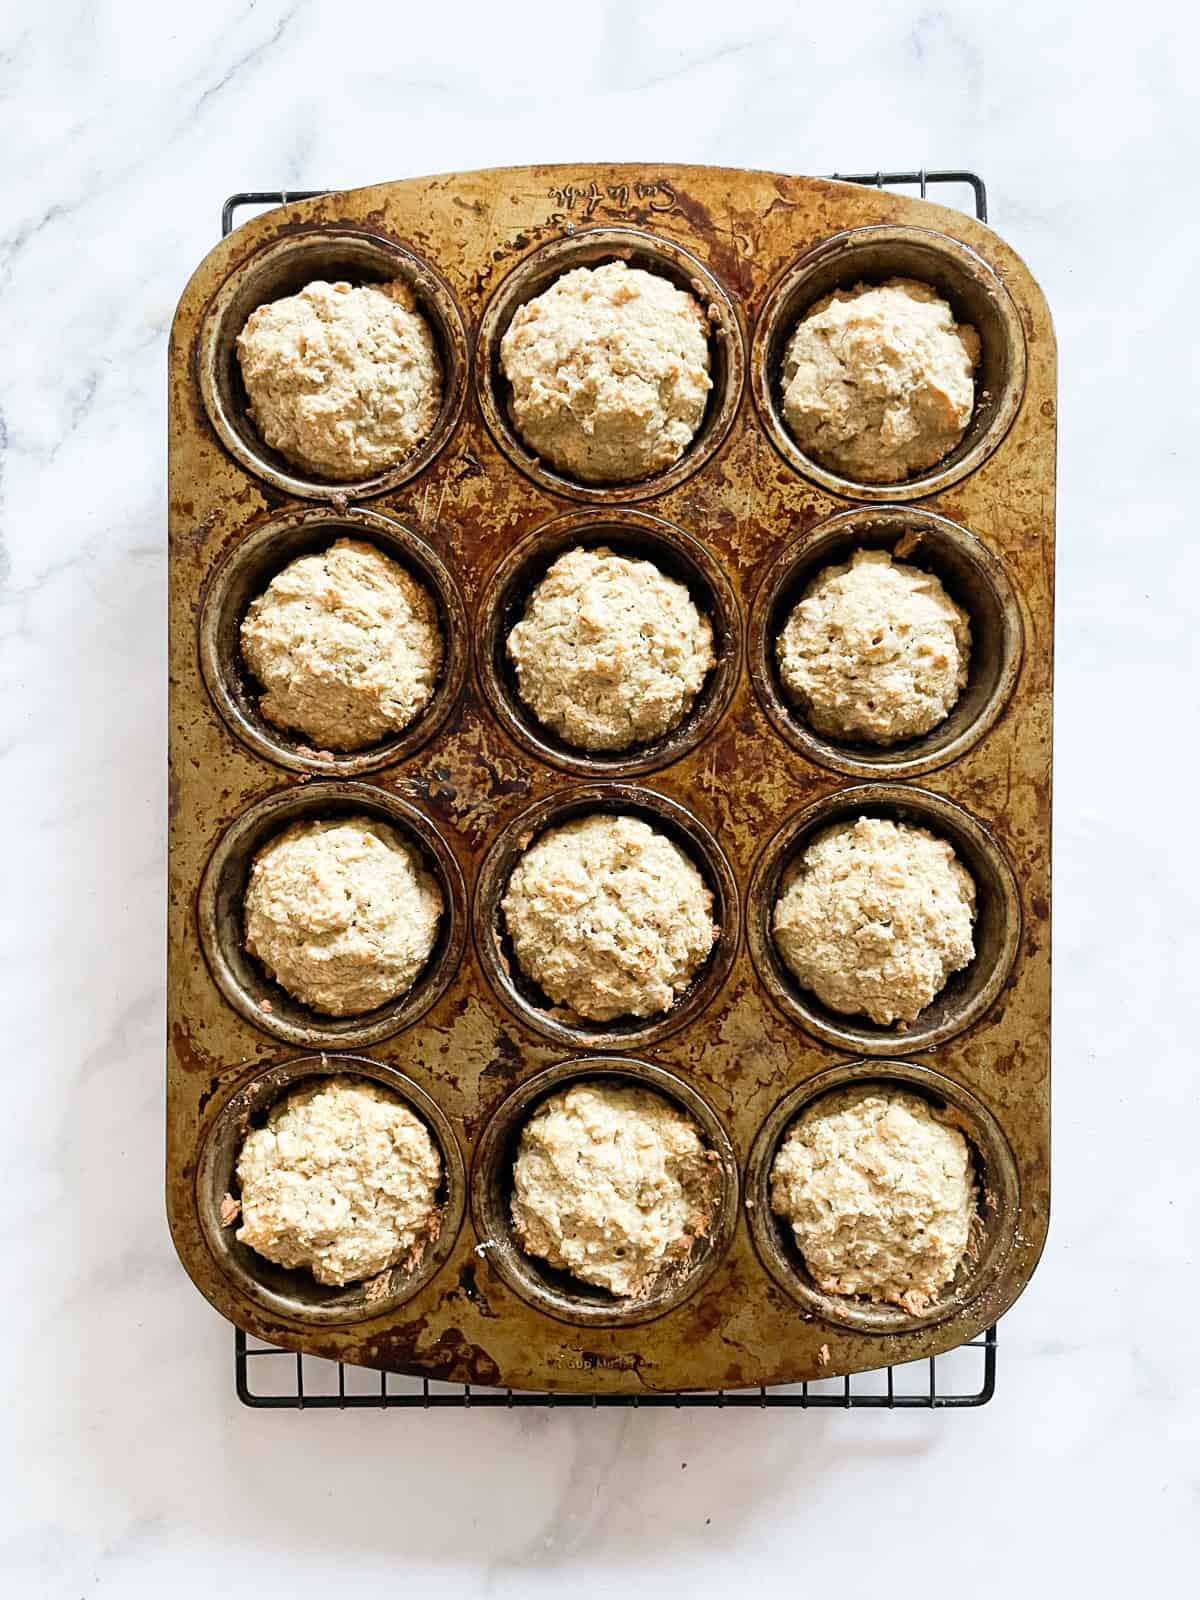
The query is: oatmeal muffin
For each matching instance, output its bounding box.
[771,1086,976,1313]
[777,548,971,744]
[511,1081,720,1297]
[240,539,443,751]
[500,260,711,483]
[235,1076,441,1287]
[507,545,714,750]
[773,816,976,1026]
[236,279,442,480]
[781,278,980,483]
[244,817,441,1015]
[501,813,717,1022]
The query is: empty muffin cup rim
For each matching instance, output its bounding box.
[197,779,467,1049]
[746,783,1022,1055]
[476,507,742,778]
[749,224,1028,501]
[748,505,1024,779]
[196,225,470,500]
[475,225,746,504]
[196,1053,467,1327]
[470,1055,740,1328]
[473,783,740,1051]
[745,1058,1020,1334]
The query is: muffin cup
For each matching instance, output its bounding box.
[196,226,469,499]
[196,780,467,1049]
[746,783,1021,1054]
[748,506,1023,779]
[474,784,739,1051]
[745,1058,1019,1333]
[471,1056,739,1328]
[198,506,470,776]
[750,224,1027,500]
[476,508,741,777]
[475,226,745,503]
[197,1054,466,1327]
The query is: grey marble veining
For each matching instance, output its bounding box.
[2,0,1198,1594]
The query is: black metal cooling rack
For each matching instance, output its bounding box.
[236,1325,995,1408]
[223,167,998,1411]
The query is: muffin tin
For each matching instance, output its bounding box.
[167,165,1055,1392]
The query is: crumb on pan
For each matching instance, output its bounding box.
[364,1268,393,1303]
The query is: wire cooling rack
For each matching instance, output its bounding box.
[235,1326,995,1409]
[223,167,998,1411]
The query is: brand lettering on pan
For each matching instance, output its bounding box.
[548,178,677,217]
[547,1350,641,1372]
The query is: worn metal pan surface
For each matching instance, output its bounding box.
[167,164,1054,1392]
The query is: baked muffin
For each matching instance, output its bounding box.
[236,279,441,480]
[507,546,714,750]
[773,817,976,1026]
[511,1080,719,1297]
[240,539,443,751]
[781,278,979,483]
[777,548,970,744]
[244,817,441,1015]
[500,260,711,483]
[501,813,717,1022]
[770,1086,976,1313]
[235,1076,441,1286]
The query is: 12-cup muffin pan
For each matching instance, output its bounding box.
[167,165,1055,1392]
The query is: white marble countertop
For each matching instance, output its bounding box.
[3,0,1198,1594]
